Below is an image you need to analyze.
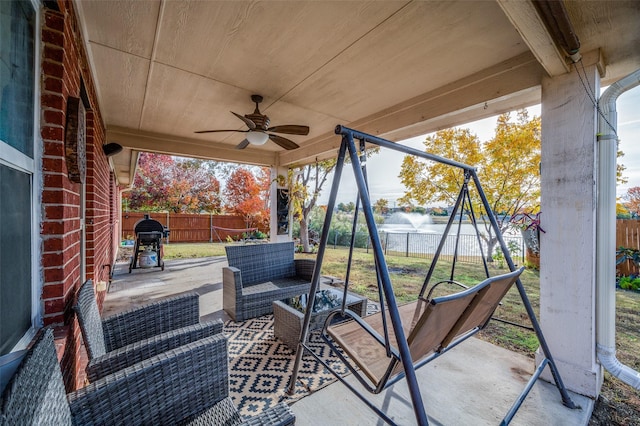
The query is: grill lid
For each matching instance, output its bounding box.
[134,218,166,235]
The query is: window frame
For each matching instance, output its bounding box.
[0,0,42,353]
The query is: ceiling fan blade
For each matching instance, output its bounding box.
[194,129,248,134]
[231,111,256,130]
[267,125,309,135]
[268,134,299,150]
[235,139,250,150]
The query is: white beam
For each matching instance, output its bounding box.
[496,0,570,77]
[107,126,276,167]
[279,52,544,166]
[381,86,540,142]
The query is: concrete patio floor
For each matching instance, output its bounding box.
[104,256,593,425]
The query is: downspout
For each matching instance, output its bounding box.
[596,69,640,388]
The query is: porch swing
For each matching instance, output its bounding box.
[286,126,578,425]
[322,169,526,394]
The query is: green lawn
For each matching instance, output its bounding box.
[163,242,228,258]
[162,241,639,366]
[298,246,543,354]
[163,242,542,353]
[158,241,640,418]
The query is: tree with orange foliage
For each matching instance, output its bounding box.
[163,158,223,213]
[224,167,270,230]
[624,186,640,218]
[124,153,222,213]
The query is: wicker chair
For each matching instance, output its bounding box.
[0,328,295,425]
[223,242,315,321]
[75,280,223,382]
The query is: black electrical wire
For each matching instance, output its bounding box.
[573,59,617,137]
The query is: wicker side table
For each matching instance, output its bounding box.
[273,288,367,352]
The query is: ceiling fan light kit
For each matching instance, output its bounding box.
[246,130,269,145]
[195,94,309,150]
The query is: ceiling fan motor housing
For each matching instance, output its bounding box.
[247,95,269,129]
[246,113,269,130]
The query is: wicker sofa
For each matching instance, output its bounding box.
[223,242,315,321]
[0,328,295,425]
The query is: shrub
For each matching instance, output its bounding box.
[618,275,640,291]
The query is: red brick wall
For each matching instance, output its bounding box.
[86,108,115,307]
[41,6,78,328]
[41,1,117,391]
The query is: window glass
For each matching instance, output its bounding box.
[0,164,32,355]
[0,0,36,355]
[0,0,35,158]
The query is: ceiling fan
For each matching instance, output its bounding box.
[195,94,309,150]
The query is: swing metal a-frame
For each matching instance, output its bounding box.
[286,126,579,425]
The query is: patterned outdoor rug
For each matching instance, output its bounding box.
[224,315,350,417]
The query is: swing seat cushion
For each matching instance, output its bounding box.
[327,267,524,387]
[328,302,421,383]
[223,242,314,321]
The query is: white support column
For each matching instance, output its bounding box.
[537,58,603,397]
[270,166,292,242]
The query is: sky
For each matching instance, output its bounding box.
[318,85,640,208]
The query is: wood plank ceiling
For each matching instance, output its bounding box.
[73,0,640,186]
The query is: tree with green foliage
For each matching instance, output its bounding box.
[337,202,356,213]
[289,144,380,252]
[399,110,541,261]
[289,160,336,252]
[429,207,448,216]
[373,198,389,215]
[292,204,384,249]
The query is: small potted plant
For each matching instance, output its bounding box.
[510,212,545,268]
[616,247,640,277]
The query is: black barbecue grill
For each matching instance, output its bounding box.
[129,215,169,273]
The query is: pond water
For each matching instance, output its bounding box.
[377,212,522,259]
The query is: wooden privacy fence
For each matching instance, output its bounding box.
[122,212,265,243]
[616,219,640,276]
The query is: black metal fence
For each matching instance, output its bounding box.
[325,230,525,265]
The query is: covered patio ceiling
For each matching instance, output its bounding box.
[73,1,640,187]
